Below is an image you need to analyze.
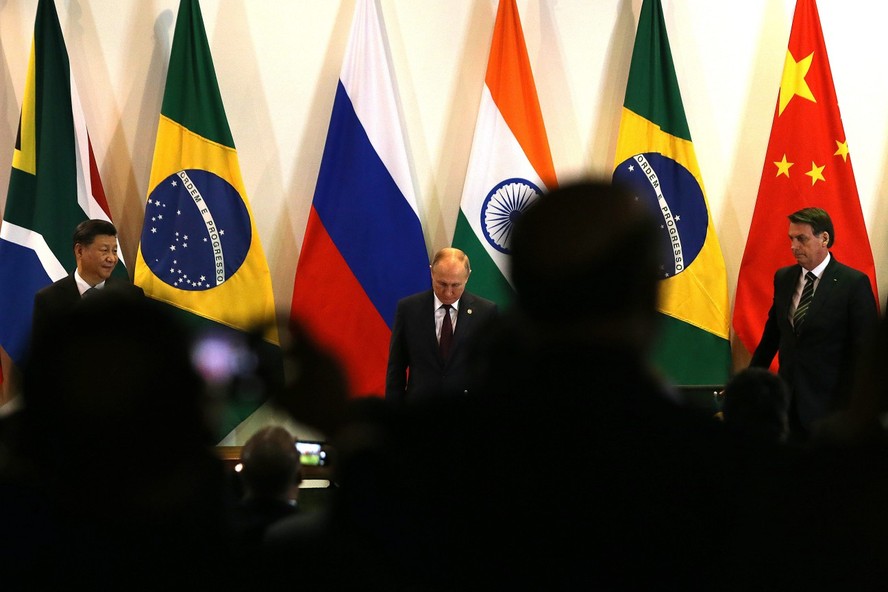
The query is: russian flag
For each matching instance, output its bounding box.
[290,0,429,397]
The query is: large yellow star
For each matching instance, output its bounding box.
[834,139,849,162]
[774,154,794,177]
[805,162,826,185]
[779,50,817,116]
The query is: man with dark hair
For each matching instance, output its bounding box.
[750,207,878,440]
[13,291,229,588]
[509,182,661,350]
[367,181,731,590]
[232,425,302,546]
[267,181,750,590]
[31,219,143,341]
[385,247,497,403]
[720,367,790,443]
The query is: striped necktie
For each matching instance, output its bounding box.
[793,271,816,331]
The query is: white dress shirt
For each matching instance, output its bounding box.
[74,269,106,297]
[433,294,459,343]
[790,252,830,320]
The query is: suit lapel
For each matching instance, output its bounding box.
[777,267,801,318]
[63,274,81,303]
[453,293,477,348]
[424,291,440,353]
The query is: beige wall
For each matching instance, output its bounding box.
[1,0,887,409]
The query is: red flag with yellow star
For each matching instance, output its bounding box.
[733,0,878,363]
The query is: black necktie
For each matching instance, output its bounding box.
[793,271,816,330]
[439,304,453,361]
[83,287,100,298]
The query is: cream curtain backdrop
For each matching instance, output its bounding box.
[1,0,886,409]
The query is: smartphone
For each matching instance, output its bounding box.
[296,441,328,467]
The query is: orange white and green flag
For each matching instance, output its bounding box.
[452,0,557,309]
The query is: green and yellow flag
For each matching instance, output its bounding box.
[612,0,730,385]
[134,0,278,436]
[0,0,126,367]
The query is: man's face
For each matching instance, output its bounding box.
[788,222,829,270]
[431,258,469,306]
[76,234,119,284]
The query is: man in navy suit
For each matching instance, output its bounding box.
[385,247,497,404]
[750,207,878,439]
[31,219,144,342]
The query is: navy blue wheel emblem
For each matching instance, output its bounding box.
[612,153,708,278]
[140,169,252,291]
[481,178,542,254]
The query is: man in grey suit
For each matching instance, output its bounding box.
[750,207,878,440]
[385,247,497,404]
[31,219,144,342]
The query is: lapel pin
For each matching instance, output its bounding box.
[467,308,473,315]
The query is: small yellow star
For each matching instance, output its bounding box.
[834,140,849,162]
[805,162,826,186]
[779,50,817,116]
[774,154,794,177]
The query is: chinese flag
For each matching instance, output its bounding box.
[732,0,878,363]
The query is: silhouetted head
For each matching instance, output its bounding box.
[272,316,350,436]
[510,179,660,349]
[19,291,235,587]
[722,368,790,443]
[240,425,301,501]
[22,291,212,469]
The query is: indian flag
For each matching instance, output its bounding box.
[612,0,730,385]
[452,0,557,308]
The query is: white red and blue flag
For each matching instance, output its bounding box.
[290,0,429,397]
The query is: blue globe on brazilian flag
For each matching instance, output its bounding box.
[613,153,709,280]
[140,170,251,292]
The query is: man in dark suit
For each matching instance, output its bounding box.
[385,247,497,403]
[750,207,878,439]
[31,219,144,341]
[231,425,301,547]
[342,182,745,590]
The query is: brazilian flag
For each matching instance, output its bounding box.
[134,0,279,438]
[612,0,730,386]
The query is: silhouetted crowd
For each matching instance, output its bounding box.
[2,181,888,590]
